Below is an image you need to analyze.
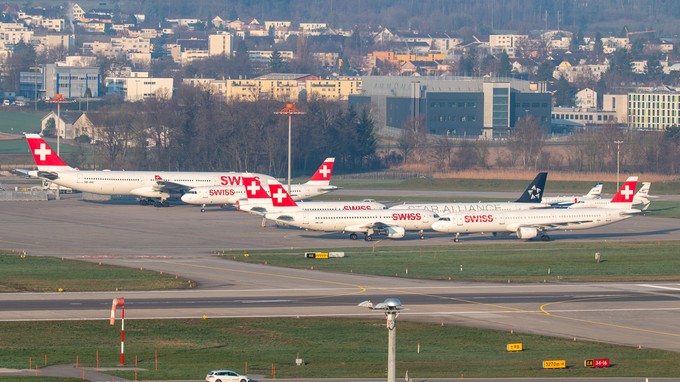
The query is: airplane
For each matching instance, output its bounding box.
[23,133,275,207]
[567,181,653,209]
[388,172,548,215]
[180,158,340,212]
[237,175,385,215]
[541,183,603,207]
[262,180,439,241]
[632,182,656,210]
[431,176,640,242]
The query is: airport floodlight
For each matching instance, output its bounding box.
[274,103,305,194]
[46,94,75,200]
[359,298,404,382]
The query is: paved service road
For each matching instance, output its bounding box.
[1,197,680,354]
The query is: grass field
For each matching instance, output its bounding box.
[221,241,680,282]
[0,252,192,292]
[0,110,44,134]
[1,317,679,380]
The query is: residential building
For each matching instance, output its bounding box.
[575,88,597,109]
[208,32,233,56]
[306,77,362,101]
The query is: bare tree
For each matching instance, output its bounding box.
[398,116,427,164]
[507,115,547,169]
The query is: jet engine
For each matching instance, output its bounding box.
[516,227,539,240]
[130,187,169,199]
[383,226,406,238]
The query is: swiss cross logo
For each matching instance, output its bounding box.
[620,185,634,200]
[154,175,163,181]
[319,164,331,178]
[272,187,286,204]
[246,180,261,196]
[34,143,52,161]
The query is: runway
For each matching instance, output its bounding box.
[1,195,680,353]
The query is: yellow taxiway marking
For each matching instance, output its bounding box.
[540,295,680,338]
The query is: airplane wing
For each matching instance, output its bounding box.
[152,176,193,194]
[508,218,598,232]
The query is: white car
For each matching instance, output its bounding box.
[205,369,250,382]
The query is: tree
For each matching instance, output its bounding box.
[507,115,546,169]
[646,56,664,82]
[270,50,286,73]
[2,41,36,92]
[498,51,512,78]
[554,76,576,107]
[536,60,555,81]
[398,116,427,164]
[593,32,604,56]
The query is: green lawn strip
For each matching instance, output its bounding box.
[222,241,680,282]
[644,201,680,219]
[0,318,677,380]
[0,110,44,134]
[0,253,191,292]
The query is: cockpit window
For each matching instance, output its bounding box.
[438,217,450,221]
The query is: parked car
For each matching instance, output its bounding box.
[205,369,250,382]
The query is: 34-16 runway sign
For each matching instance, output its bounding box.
[585,358,610,368]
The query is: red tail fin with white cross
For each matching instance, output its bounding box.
[304,157,334,186]
[25,134,74,171]
[608,176,638,208]
[268,181,299,208]
[243,175,271,201]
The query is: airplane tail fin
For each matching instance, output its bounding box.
[25,134,75,172]
[304,157,335,186]
[607,176,638,208]
[268,180,301,209]
[238,175,274,213]
[634,182,650,199]
[514,172,547,203]
[585,183,603,199]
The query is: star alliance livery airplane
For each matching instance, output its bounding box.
[181,158,340,212]
[24,134,274,207]
[389,172,548,214]
[541,183,603,207]
[432,176,640,242]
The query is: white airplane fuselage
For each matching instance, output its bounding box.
[181,184,335,205]
[239,200,386,214]
[267,209,438,234]
[389,202,545,215]
[432,207,637,237]
[30,170,272,199]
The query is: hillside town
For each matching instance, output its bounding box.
[1,1,679,168]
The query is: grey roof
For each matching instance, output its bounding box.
[361,76,542,97]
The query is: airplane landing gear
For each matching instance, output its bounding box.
[453,233,461,243]
[540,234,551,241]
[419,230,425,240]
[364,234,373,241]
[200,203,206,213]
[349,233,358,240]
